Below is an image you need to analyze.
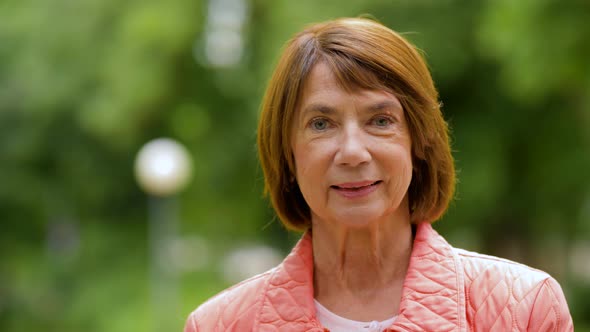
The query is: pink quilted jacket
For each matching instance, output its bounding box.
[184,223,573,331]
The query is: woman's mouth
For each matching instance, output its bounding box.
[331,181,382,198]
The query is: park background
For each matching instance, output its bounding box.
[1,0,589,330]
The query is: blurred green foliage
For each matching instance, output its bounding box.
[1,0,589,330]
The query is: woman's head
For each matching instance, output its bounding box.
[257,17,455,231]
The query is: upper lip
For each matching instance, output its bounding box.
[332,180,381,189]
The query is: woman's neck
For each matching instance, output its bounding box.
[311,210,413,321]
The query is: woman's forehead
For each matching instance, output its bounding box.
[303,58,391,96]
[298,61,400,109]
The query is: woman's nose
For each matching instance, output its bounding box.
[334,125,371,167]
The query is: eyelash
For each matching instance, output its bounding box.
[306,115,395,131]
[371,115,395,127]
[308,117,331,131]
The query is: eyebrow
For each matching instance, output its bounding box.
[301,104,336,116]
[301,100,402,117]
[368,100,402,112]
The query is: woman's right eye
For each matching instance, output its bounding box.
[310,118,330,131]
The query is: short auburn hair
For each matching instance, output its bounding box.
[257,17,455,231]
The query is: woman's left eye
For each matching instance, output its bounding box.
[372,116,393,127]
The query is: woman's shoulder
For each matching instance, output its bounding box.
[184,268,275,332]
[454,247,551,283]
[454,247,560,299]
[453,247,573,331]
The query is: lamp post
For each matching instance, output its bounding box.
[134,138,193,331]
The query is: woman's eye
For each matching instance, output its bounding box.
[372,116,393,127]
[310,118,329,131]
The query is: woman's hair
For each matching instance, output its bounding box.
[257,17,455,231]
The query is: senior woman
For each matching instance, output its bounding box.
[185,18,573,331]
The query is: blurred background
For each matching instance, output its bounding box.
[1,0,589,330]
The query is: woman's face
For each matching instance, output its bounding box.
[291,62,413,228]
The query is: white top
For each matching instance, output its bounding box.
[314,299,397,332]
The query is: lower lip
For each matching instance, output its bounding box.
[333,182,380,199]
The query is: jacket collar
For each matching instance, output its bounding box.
[254,223,466,331]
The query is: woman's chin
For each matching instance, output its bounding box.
[329,209,384,228]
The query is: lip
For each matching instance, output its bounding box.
[331,180,381,198]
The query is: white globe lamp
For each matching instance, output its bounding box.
[134,138,193,196]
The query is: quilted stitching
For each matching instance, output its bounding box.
[185,271,273,331]
[391,223,464,332]
[185,224,573,332]
[457,248,573,332]
[257,234,332,331]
